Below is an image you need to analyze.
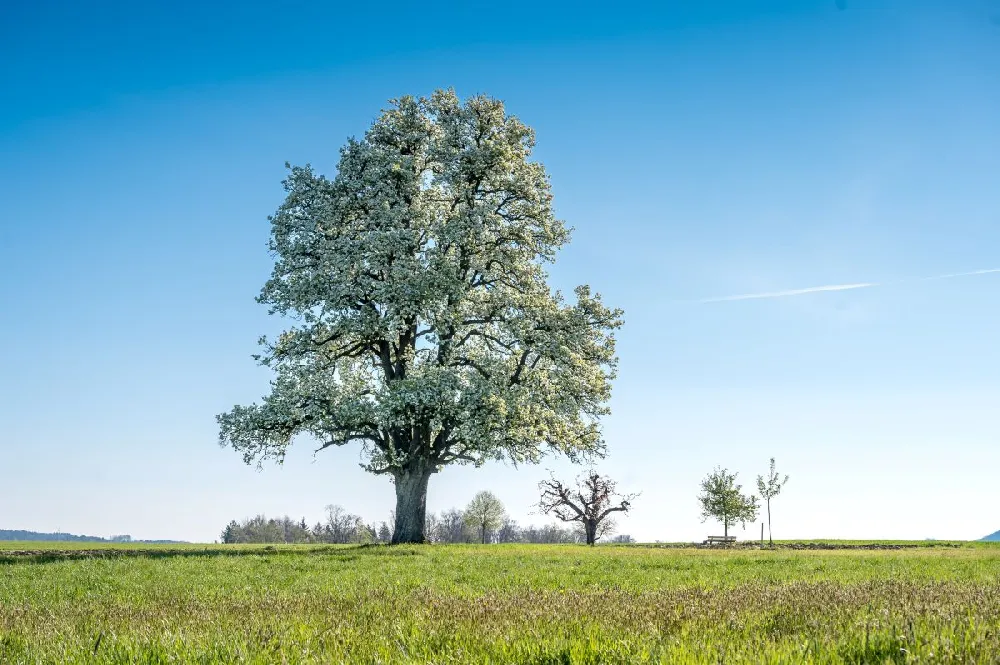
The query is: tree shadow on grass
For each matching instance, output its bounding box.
[0,543,425,566]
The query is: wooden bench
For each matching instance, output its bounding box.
[704,535,736,546]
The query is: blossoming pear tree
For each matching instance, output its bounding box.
[217,89,623,543]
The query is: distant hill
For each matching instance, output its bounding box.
[0,529,106,542]
[981,530,1000,542]
[0,529,184,544]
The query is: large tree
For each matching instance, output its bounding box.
[217,89,623,544]
[697,467,759,540]
[538,470,637,545]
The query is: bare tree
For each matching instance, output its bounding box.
[497,517,521,543]
[537,471,637,545]
[423,512,440,544]
[519,524,580,544]
[436,508,470,543]
[756,457,789,547]
[320,505,368,544]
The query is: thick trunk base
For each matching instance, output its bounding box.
[391,465,433,544]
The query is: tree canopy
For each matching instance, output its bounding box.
[217,89,623,543]
[697,467,759,539]
[464,491,506,544]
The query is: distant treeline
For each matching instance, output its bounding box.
[0,530,182,544]
[221,505,634,545]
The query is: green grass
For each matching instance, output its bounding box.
[2,542,999,663]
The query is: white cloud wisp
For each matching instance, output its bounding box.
[699,269,1000,304]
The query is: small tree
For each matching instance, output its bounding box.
[321,505,360,544]
[435,508,469,543]
[464,491,506,544]
[697,467,758,539]
[497,517,521,543]
[537,470,637,545]
[425,513,441,543]
[756,457,789,546]
[221,520,240,544]
[354,523,376,544]
[377,522,392,543]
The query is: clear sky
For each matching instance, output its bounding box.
[2,0,999,543]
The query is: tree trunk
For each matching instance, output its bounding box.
[390,463,433,544]
[585,520,597,546]
[723,515,728,539]
[767,498,772,547]
[481,523,487,544]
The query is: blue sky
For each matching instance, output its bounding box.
[2,0,999,543]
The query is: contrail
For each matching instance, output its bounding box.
[701,282,876,303]
[916,268,1000,281]
[699,269,1000,303]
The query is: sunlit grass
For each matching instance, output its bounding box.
[1,542,998,663]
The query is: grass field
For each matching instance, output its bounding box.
[2,542,999,663]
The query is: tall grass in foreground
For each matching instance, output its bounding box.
[1,544,999,663]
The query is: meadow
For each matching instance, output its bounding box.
[2,542,1000,663]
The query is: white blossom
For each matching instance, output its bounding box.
[217,90,623,540]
